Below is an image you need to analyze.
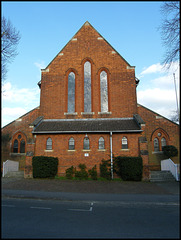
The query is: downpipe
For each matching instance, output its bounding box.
[110,131,113,179]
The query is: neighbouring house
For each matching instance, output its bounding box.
[1,21,179,180]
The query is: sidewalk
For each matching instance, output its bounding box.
[1,177,180,202]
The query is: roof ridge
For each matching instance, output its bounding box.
[43,117,134,122]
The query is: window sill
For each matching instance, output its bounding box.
[64,112,78,115]
[97,149,106,151]
[82,149,91,152]
[98,112,112,115]
[81,112,95,115]
[152,151,163,154]
[10,153,26,156]
[67,150,76,152]
[120,149,130,151]
[44,150,54,152]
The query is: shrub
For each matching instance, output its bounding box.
[162,145,178,158]
[88,165,98,180]
[32,156,58,178]
[75,164,88,180]
[114,156,143,181]
[99,159,111,180]
[65,166,75,179]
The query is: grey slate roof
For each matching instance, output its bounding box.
[32,117,142,133]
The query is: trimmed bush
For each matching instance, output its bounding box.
[114,156,143,181]
[32,156,58,178]
[65,166,75,179]
[88,165,98,180]
[162,145,178,158]
[75,164,88,180]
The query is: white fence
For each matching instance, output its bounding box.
[2,160,19,177]
[161,158,180,181]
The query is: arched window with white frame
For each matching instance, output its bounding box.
[69,137,75,150]
[84,61,91,112]
[68,72,75,113]
[83,137,90,150]
[100,71,108,112]
[122,137,128,149]
[99,137,105,149]
[46,138,52,150]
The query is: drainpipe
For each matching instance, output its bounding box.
[110,131,113,179]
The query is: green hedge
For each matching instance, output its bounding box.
[162,145,178,158]
[32,156,58,178]
[114,156,143,181]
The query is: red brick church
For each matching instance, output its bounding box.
[2,21,179,180]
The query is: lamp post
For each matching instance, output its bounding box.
[173,73,179,123]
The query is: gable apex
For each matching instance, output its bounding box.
[42,21,134,71]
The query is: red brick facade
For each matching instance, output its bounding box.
[2,22,179,180]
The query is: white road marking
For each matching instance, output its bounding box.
[68,202,94,212]
[30,206,52,210]
[2,205,15,207]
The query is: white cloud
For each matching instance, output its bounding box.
[34,61,46,70]
[137,61,180,121]
[1,107,27,127]
[2,82,40,127]
[2,82,40,107]
[140,63,164,76]
[139,61,180,79]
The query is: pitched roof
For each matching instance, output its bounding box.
[32,117,142,134]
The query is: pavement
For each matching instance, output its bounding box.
[1,177,180,202]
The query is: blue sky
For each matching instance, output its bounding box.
[2,1,180,127]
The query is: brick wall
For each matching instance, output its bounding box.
[39,22,138,120]
[34,132,141,176]
[138,104,180,169]
[1,107,39,169]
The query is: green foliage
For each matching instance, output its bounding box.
[32,156,58,178]
[75,164,88,180]
[65,166,75,179]
[88,165,98,180]
[114,156,143,181]
[99,159,111,180]
[162,145,178,158]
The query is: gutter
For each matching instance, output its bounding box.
[32,130,143,134]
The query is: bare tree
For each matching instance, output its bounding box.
[1,16,21,83]
[170,110,179,124]
[160,1,180,69]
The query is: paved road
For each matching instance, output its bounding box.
[2,197,180,239]
[1,178,180,238]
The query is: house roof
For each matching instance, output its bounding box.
[32,117,142,134]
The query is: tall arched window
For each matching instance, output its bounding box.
[84,61,91,112]
[161,137,167,149]
[68,72,75,113]
[69,137,75,150]
[122,137,128,149]
[154,138,159,152]
[46,138,52,150]
[83,137,90,150]
[20,139,25,153]
[100,71,108,112]
[99,137,105,149]
[13,139,18,153]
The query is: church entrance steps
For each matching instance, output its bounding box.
[150,170,176,182]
